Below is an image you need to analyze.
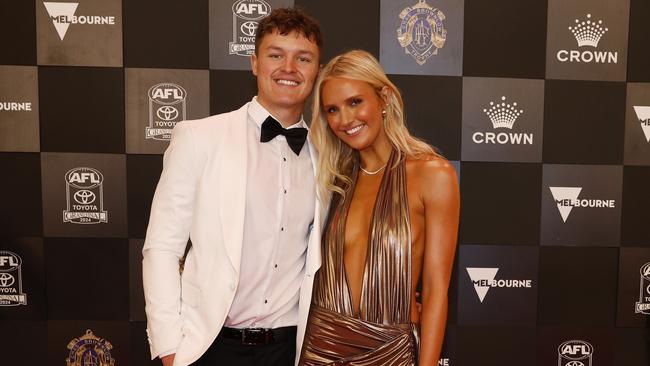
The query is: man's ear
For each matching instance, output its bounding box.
[251,53,258,76]
[313,63,323,79]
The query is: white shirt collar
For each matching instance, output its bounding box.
[248,96,308,130]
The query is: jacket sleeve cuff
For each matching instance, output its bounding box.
[146,326,182,360]
[158,348,177,358]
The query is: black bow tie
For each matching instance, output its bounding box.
[260,116,308,156]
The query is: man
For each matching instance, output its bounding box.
[142,8,323,366]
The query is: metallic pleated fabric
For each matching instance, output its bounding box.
[300,150,418,365]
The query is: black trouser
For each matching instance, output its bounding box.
[191,327,297,366]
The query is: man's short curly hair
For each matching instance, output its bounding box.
[255,7,323,56]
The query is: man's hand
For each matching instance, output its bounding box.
[161,353,175,366]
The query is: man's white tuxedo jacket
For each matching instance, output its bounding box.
[142,102,324,366]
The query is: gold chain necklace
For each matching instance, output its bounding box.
[360,164,386,175]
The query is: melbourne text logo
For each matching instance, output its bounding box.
[633,106,650,142]
[0,251,27,306]
[43,2,116,41]
[0,102,32,112]
[549,187,615,223]
[63,167,108,224]
[466,267,532,303]
[397,0,447,65]
[556,13,617,64]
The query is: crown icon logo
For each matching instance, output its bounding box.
[483,96,523,129]
[569,14,608,47]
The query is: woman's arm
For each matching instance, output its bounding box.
[418,159,460,365]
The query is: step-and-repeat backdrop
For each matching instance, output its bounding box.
[1,0,649,365]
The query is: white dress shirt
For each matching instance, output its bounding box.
[225,97,315,329]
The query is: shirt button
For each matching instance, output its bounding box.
[283,157,287,162]
[283,189,287,194]
[281,227,284,231]
[274,264,278,268]
[264,299,268,304]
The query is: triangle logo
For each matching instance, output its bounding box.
[43,2,79,41]
[633,106,650,142]
[466,267,498,303]
[549,187,582,223]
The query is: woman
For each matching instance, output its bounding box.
[300,50,459,365]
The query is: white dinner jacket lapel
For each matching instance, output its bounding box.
[217,104,249,275]
[306,137,323,274]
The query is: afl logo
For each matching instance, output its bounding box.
[558,340,593,366]
[642,263,650,279]
[63,167,108,224]
[0,251,21,272]
[148,83,186,106]
[0,251,27,306]
[147,83,187,141]
[637,262,650,315]
[65,167,103,189]
[232,0,270,21]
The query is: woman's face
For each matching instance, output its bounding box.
[320,77,387,151]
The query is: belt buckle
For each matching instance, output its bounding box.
[242,328,267,346]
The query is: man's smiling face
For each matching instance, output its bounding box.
[251,30,320,119]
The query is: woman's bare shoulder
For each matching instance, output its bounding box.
[406,154,457,189]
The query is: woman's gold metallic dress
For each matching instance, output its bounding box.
[300,151,418,365]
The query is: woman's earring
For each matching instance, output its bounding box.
[381,109,387,122]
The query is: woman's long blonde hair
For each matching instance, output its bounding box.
[311,49,438,200]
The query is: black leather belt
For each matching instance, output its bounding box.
[218,326,297,346]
